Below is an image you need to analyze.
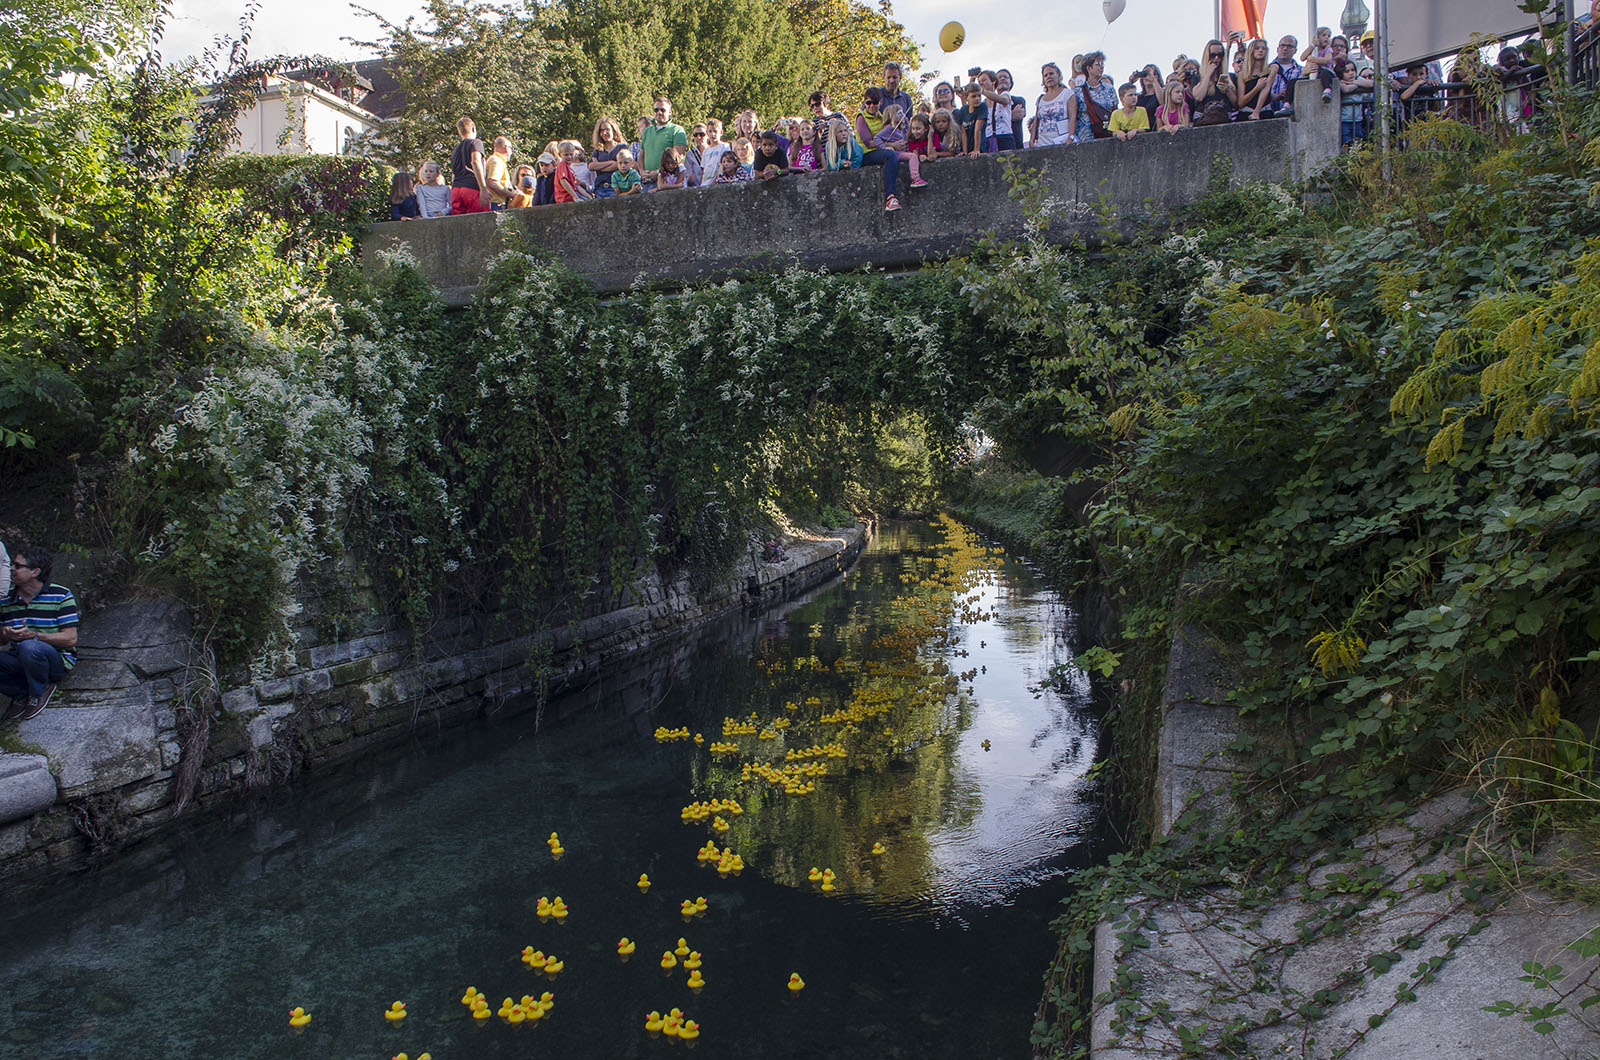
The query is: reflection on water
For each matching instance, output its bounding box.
[0,519,1105,1060]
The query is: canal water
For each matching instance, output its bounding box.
[0,519,1106,1060]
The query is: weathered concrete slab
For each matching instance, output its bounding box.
[15,697,162,799]
[0,753,56,825]
[363,84,1338,301]
[1092,793,1600,1060]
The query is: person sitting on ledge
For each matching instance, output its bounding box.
[1,545,78,722]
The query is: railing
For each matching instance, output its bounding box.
[1338,24,1599,151]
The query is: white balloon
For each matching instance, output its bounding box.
[1103,0,1125,23]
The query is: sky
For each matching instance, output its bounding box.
[161,0,1337,113]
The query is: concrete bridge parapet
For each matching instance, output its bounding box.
[363,82,1338,302]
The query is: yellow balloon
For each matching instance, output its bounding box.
[939,21,965,53]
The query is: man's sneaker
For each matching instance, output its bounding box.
[885,194,901,212]
[2,698,25,721]
[18,684,55,720]
[909,177,929,189]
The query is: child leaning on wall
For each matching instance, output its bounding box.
[1108,82,1150,140]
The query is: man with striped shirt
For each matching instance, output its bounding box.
[1,545,79,721]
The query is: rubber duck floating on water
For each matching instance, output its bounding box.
[460,986,481,1006]
[661,950,679,970]
[683,950,702,970]
[617,937,637,957]
[384,1001,407,1022]
[546,831,565,857]
[807,866,823,882]
[645,1010,666,1033]
[788,972,806,993]
[287,1006,311,1028]
[521,946,547,968]
[871,841,888,855]
[675,937,691,956]
[550,896,569,920]
[820,868,836,892]
[536,896,553,918]
[687,969,706,990]
[543,954,565,975]
[637,872,652,891]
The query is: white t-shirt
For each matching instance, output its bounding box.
[1035,90,1073,145]
[986,90,1013,139]
[701,143,731,177]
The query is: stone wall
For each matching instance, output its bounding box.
[0,525,868,881]
[363,82,1338,302]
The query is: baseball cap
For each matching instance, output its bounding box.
[1361,30,1375,42]
[537,152,556,164]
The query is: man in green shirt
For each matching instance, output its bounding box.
[640,94,687,190]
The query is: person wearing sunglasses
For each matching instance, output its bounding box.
[640,95,687,191]
[1,545,78,721]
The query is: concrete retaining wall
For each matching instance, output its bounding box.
[363,82,1338,302]
[0,525,868,881]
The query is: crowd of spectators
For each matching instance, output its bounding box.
[387,14,1594,220]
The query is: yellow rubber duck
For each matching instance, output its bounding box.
[683,950,702,970]
[550,898,569,920]
[821,877,836,892]
[498,997,515,1018]
[460,986,480,1006]
[694,896,708,912]
[687,969,705,990]
[544,955,564,975]
[536,896,553,918]
[645,1010,665,1034]
[788,972,806,993]
[546,831,560,846]
[680,899,697,916]
[981,739,991,751]
[662,1014,682,1038]
[384,1001,407,1022]
[525,1001,545,1022]
[661,950,678,970]
[287,1006,311,1028]
[617,937,637,957]
[392,1053,408,1060]
[807,867,823,882]
[472,1001,491,1020]
[679,1019,701,1041]
[525,948,548,969]
[871,842,887,855]
[675,937,690,956]
[637,873,651,891]
[538,991,555,1014]
[507,1003,526,1024]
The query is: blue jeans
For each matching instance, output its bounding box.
[0,640,65,700]
[860,148,900,198]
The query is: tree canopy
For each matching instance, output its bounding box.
[351,0,921,167]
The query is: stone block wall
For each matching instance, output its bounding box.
[0,526,867,881]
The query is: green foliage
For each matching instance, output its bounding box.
[206,154,396,246]
[545,0,812,133]
[1024,88,1600,1060]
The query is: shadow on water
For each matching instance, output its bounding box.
[0,519,1117,1060]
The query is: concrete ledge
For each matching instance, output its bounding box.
[0,754,56,826]
[364,83,1338,301]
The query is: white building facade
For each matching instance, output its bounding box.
[229,75,383,156]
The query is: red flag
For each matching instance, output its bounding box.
[1221,0,1269,39]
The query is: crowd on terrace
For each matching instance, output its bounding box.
[389,12,1595,219]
